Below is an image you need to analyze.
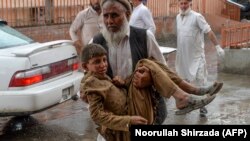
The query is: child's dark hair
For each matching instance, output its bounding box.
[81,43,107,63]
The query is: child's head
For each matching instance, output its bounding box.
[81,43,108,75]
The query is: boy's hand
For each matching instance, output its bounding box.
[112,76,125,86]
[130,116,148,125]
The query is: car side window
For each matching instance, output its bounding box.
[0,23,34,48]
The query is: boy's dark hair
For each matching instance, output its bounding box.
[81,43,107,63]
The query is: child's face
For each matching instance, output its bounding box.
[83,55,108,76]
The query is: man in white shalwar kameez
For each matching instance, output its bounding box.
[175,0,225,116]
[69,0,103,55]
[129,0,156,34]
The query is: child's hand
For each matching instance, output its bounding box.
[133,65,152,88]
[80,90,88,103]
[112,76,125,86]
[130,116,148,125]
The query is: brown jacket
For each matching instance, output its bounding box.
[81,72,131,141]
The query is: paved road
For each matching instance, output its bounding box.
[0,100,99,141]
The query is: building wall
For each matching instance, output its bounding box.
[0,0,89,26]
[147,0,226,17]
[1,0,228,27]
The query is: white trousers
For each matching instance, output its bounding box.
[97,134,106,141]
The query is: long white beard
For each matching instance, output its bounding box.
[179,7,191,16]
[101,18,129,47]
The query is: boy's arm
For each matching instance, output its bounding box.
[87,93,131,131]
[87,94,148,131]
[112,75,134,89]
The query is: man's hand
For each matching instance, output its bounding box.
[215,45,225,57]
[112,76,125,86]
[73,40,82,55]
[130,116,148,125]
[133,65,152,88]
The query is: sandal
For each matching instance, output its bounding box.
[175,94,216,115]
[199,107,208,117]
[198,82,223,96]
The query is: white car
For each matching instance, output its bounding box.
[0,20,84,116]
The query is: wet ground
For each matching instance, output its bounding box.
[0,101,98,141]
[1,35,250,140]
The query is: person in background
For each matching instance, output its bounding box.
[142,0,147,5]
[129,0,156,34]
[175,0,224,116]
[69,0,102,55]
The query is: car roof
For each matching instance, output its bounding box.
[0,19,7,25]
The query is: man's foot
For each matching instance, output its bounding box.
[175,94,216,115]
[197,82,223,96]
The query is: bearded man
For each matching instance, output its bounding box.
[175,0,225,116]
[70,0,103,55]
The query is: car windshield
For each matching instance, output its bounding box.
[0,22,34,49]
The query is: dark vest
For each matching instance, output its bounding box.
[93,26,148,78]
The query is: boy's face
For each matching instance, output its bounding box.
[83,55,108,76]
